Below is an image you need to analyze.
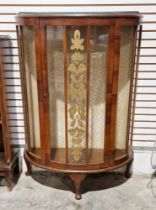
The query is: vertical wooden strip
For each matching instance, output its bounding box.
[64,26,68,163]
[40,23,51,161]
[85,26,90,163]
[126,25,138,153]
[18,25,30,150]
[24,27,37,152]
[34,20,45,160]
[104,23,115,162]
[131,25,142,146]
[0,47,11,163]
[109,22,121,160]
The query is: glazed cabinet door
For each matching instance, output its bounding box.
[19,18,137,166]
[104,22,137,161]
[42,19,111,165]
[114,23,136,156]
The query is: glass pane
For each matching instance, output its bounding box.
[115,26,135,152]
[46,26,65,163]
[88,26,108,163]
[23,26,41,153]
[67,26,87,164]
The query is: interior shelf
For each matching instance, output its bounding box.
[30,148,128,164]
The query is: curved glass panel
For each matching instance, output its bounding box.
[23,26,41,153]
[115,26,134,152]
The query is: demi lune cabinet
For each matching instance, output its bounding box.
[16,12,141,199]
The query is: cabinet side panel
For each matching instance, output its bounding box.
[23,26,41,150]
[115,26,134,150]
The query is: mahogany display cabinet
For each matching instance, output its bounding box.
[16,12,142,199]
[0,36,21,191]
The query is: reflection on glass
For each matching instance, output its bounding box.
[46,26,66,162]
[115,26,134,152]
[23,26,41,152]
[88,26,108,163]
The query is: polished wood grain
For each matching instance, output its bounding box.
[109,21,121,156]
[104,22,115,158]
[63,26,68,164]
[29,147,128,164]
[34,20,45,161]
[40,22,51,162]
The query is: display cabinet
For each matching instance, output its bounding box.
[16,12,141,199]
[0,36,21,191]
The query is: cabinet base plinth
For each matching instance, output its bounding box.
[0,151,21,191]
[24,150,133,199]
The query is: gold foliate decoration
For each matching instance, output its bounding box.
[68,29,86,162]
[70,30,84,51]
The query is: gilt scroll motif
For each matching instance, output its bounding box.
[68,29,86,162]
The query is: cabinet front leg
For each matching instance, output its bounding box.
[6,171,13,191]
[125,158,133,178]
[24,154,32,176]
[69,173,86,200]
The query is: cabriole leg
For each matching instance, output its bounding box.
[69,174,86,200]
[125,158,133,178]
[24,154,32,176]
[6,171,13,191]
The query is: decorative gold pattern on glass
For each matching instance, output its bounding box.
[68,29,86,162]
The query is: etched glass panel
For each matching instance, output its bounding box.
[115,26,134,152]
[23,26,41,153]
[88,26,108,163]
[46,26,66,162]
[67,26,87,164]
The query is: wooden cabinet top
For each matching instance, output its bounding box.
[16,11,142,18]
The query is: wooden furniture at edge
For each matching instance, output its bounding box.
[16,12,142,199]
[0,36,21,191]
